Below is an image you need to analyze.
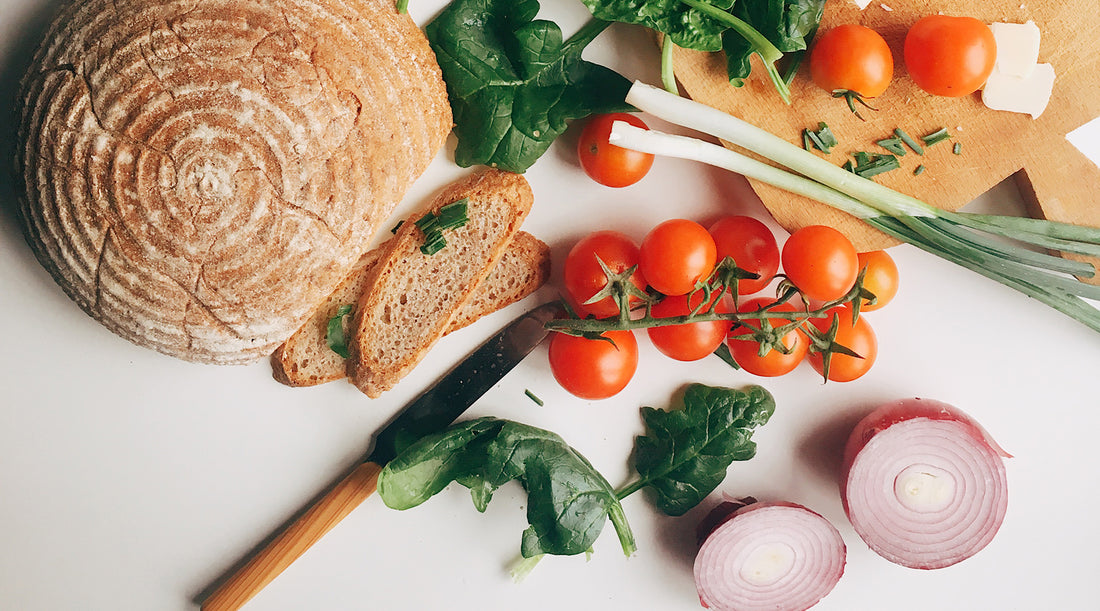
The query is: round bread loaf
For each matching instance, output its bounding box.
[15,0,451,364]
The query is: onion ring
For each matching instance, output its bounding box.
[694,500,845,611]
[841,398,1009,569]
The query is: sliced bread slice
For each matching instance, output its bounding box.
[271,231,549,387]
[347,169,535,397]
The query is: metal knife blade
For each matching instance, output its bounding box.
[199,301,561,611]
[367,300,561,464]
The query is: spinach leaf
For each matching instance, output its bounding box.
[581,0,734,51]
[425,0,632,173]
[722,0,825,85]
[378,417,636,558]
[626,383,775,516]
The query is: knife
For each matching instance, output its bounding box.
[198,302,561,611]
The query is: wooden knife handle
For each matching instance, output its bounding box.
[200,461,383,611]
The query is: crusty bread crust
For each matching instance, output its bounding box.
[272,231,549,387]
[15,0,451,363]
[347,169,534,397]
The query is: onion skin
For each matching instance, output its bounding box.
[841,398,1009,569]
[694,500,846,611]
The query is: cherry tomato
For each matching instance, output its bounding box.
[809,24,894,99]
[564,231,648,319]
[808,305,877,382]
[727,298,808,377]
[709,215,780,295]
[781,225,858,302]
[548,329,638,400]
[577,113,655,187]
[647,292,733,362]
[639,219,717,296]
[904,15,996,97]
[857,250,899,311]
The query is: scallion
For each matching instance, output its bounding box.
[876,137,907,156]
[921,128,951,146]
[893,128,924,155]
[608,82,1100,333]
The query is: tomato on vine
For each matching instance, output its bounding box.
[577,113,655,187]
[639,219,717,296]
[709,216,780,295]
[647,292,733,362]
[727,298,808,377]
[563,230,648,319]
[808,305,877,382]
[548,329,639,400]
[857,250,899,311]
[809,24,893,118]
[781,225,859,302]
[904,15,996,97]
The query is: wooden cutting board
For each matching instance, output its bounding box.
[672,0,1100,254]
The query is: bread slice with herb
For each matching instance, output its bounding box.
[348,169,535,397]
[271,231,549,387]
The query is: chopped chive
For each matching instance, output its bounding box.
[420,236,447,255]
[953,142,962,155]
[914,164,926,175]
[802,129,813,151]
[390,220,405,234]
[853,153,900,178]
[842,159,855,173]
[524,389,544,406]
[415,212,440,234]
[437,199,470,230]
[894,128,924,154]
[875,137,907,156]
[815,122,838,150]
[921,127,951,146]
[806,128,828,153]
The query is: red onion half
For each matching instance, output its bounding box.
[841,398,1010,570]
[694,501,845,611]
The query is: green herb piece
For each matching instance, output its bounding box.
[842,159,855,173]
[436,198,470,230]
[914,164,926,176]
[953,142,962,155]
[814,122,837,150]
[617,384,774,516]
[712,343,740,370]
[325,304,354,358]
[921,127,951,146]
[390,220,404,234]
[875,136,907,156]
[893,127,924,155]
[396,0,408,13]
[414,212,440,234]
[803,121,836,154]
[378,417,637,558]
[425,0,632,173]
[852,153,900,178]
[420,235,447,256]
[524,389,544,406]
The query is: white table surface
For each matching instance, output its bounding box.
[3,1,1100,610]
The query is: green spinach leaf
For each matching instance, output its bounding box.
[425,0,632,173]
[628,383,775,516]
[723,0,825,85]
[378,417,636,558]
[581,0,734,51]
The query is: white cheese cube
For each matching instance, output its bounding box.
[981,63,1055,119]
[989,21,1041,77]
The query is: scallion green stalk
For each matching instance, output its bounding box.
[609,81,1100,333]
